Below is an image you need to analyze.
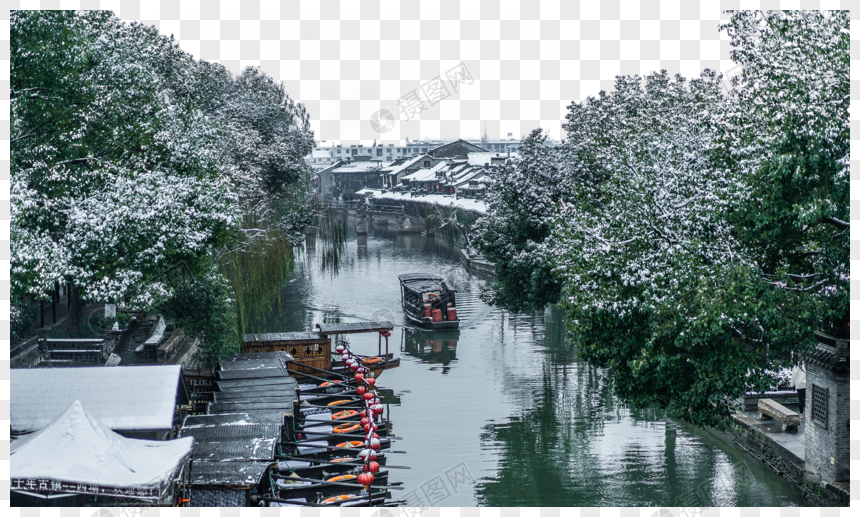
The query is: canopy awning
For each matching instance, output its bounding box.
[315,321,394,335]
[11,400,193,504]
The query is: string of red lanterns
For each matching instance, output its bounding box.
[335,339,384,493]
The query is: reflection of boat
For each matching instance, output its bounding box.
[398,274,459,330]
[402,328,458,366]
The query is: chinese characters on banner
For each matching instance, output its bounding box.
[11,478,158,501]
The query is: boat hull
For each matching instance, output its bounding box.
[403,310,459,330]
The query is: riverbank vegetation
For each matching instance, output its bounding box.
[473,11,849,427]
[10,11,320,364]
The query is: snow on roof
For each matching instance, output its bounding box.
[401,167,440,183]
[384,154,430,176]
[190,461,269,487]
[312,150,332,158]
[380,157,409,172]
[451,169,487,187]
[467,152,506,166]
[12,365,184,433]
[144,316,166,345]
[358,189,487,214]
[11,400,193,495]
[331,161,384,173]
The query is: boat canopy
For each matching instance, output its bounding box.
[315,321,395,335]
[398,273,446,294]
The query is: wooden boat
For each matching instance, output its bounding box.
[398,274,460,330]
[256,459,393,507]
[268,468,390,501]
[262,489,391,507]
[242,321,401,381]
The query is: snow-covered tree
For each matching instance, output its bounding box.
[11,11,238,331]
[548,11,849,427]
[471,129,569,311]
[719,10,849,336]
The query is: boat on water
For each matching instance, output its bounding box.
[241,321,401,381]
[398,274,459,330]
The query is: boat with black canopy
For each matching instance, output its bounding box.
[398,274,459,330]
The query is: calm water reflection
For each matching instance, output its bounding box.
[262,223,807,507]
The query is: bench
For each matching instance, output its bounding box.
[758,398,800,433]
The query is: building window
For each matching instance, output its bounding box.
[422,148,428,153]
[811,384,828,429]
[424,161,431,167]
[377,149,383,156]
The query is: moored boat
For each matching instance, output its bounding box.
[242,321,401,380]
[398,274,460,330]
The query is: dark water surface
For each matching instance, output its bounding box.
[262,225,807,507]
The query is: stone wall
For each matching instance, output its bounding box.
[711,412,849,506]
[804,363,850,483]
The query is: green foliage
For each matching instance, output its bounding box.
[472,129,566,311]
[473,11,849,428]
[219,229,295,336]
[11,298,39,345]
[10,11,317,353]
[304,197,349,277]
[720,10,850,338]
[161,267,239,368]
[11,10,237,312]
[427,205,476,249]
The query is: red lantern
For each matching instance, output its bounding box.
[366,378,376,386]
[364,423,378,433]
[367,437,381,450]
[363,392,374,401]
[358,472,374,486]
[350,363,360,371]
[360,417,369,426]
[372,404,384,416]
[357,386,366,396]
[360,410,368,418]
[336,345,345,353]
[367,461,380,473]
[354,373,364,383]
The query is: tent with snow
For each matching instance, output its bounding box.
[11,400,194,506]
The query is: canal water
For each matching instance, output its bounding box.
[263,223,808,507]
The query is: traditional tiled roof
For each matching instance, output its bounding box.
[806,343,849,373]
